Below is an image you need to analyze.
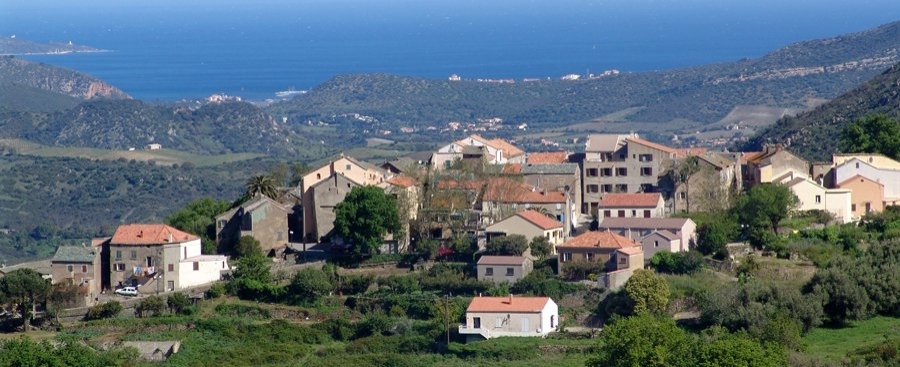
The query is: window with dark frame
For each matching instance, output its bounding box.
[485,267,494,276]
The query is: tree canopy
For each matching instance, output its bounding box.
[165,197,231,254]
[484,235,529,256]
[0,268,51,327]
[623,269,670,315]
[732,183,798,250]
[333,186,401,256]
[244,175,279,200]
[839,114,900,160]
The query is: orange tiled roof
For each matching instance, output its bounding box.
[489,138,525,158]
[674,147,707,159]
[626,137,676,154]
[91,237,111,247]
[517,210,564,230]
[111,224,198,245]
[558,231,638,249]
[599,193,662,208]
[739,151,764,165]
[387,175,417,188]
[617,246,644,255]
[526,152,569,164]
[483,179,566,204]
[503,163,522,174]
[467,296,551,313]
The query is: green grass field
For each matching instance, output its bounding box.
[804,316,900,360]
[0,138,264,167]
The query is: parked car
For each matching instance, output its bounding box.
[115,286,138,297]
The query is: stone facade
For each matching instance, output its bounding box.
[310,173,362,241]
[215,195,291,254]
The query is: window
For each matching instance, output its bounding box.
[485,267,494,276]
[130,250,137,260]
[114,263,125,272]
[586,184,599,193]
[631,210,637,217]
[866,202,872,212]
[506,267,514,276]
[638,154,653,162]
[316,173,321,180]
[852,204,857,212]
[815,195,821,204]
[561,253,572,262]
[218,220,226,229]
[616,167,627,176]
[167,281,174,292]
[586,252,595,261]
[619,256,627,264]
[855,162,859,169]
[654,240,659,248]
[601,184,612,193]
[617,210,625,218]
[586,168,598,177]
[551,315,556,328]
[615,184,627,192]
[600,168,612,177]
[346,164,351,170]
[193,262,200,271]
[115,250,122,260]
[67,265,73,272]
[81,265,87,273]
[644,210,651,218]
[603,210,611,218]
[168,264,174,272]
[679,192,686,200]
[640,167,652,176]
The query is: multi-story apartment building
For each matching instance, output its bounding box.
[581,134,694,214]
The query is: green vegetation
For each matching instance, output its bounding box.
[804,316,900,361]
[333,186,401,256]
[839,114,900,160]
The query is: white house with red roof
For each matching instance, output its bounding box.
[597,193,665,219]
[459,295,558,340]
[105,224,229,293]
[484,210,566,254]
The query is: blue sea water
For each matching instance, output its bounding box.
[3,0,899,101]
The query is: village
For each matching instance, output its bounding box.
[1,130,899,364]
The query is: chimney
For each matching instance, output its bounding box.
[138,230,143,238]
[168,233,174,243]
[507,294,513,304]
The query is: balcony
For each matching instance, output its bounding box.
[459,324,492,339]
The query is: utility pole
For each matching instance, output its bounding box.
[444,294,450,346]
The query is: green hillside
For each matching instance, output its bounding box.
[743,62,900,161]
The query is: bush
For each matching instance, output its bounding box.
[136,296,166,318]
[84,301,122,321]
[206,282,226,299]
[649,251,704,275]
[167,293,192,315]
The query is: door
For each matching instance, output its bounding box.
[521,317,530,332]
[473,317,481,329]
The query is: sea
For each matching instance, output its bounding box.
[3,0,900,102]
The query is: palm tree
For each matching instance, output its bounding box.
[244,175,279,200]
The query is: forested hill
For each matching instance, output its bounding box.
[742,62,900,161]
[15,99,327,158]
[0,56,129,103]
[268,20,900,140]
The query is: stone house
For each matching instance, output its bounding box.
[596,193,665,219]
[742,146,809,188]
[484,210,566,254]
[299,155,390,242]
[597,217,697,251]
[519,162,581,218]
[103,224,228,293]
[581,133,702,214]
[50,245,102,307]
[666,152,741,214]
[215,194,292,254]
[555,231,644,284]
[378,175,420,252]
[459,296,558,340]
[476,256,533,284]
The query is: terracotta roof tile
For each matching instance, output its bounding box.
[489,138,525,158]
[466,296,551,313]
[527,152,569,164]
[111,224,198,246]
[626,137,676,154]
[617,246,644,255]
[598,217,691,229]
[598,193,662,208]
[483,179,567,204]
[477,256,529,265]
[517,210,564,230]
[503,163,522,174]
[558,231,638,249]
[387,175,418,188]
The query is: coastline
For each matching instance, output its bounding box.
[0,49,111,56]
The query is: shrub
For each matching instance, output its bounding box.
[649,251,704,275]
[136,296,166,318]
[84,301,122,321]
[167,293,192,315]
[206,282,226,299]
